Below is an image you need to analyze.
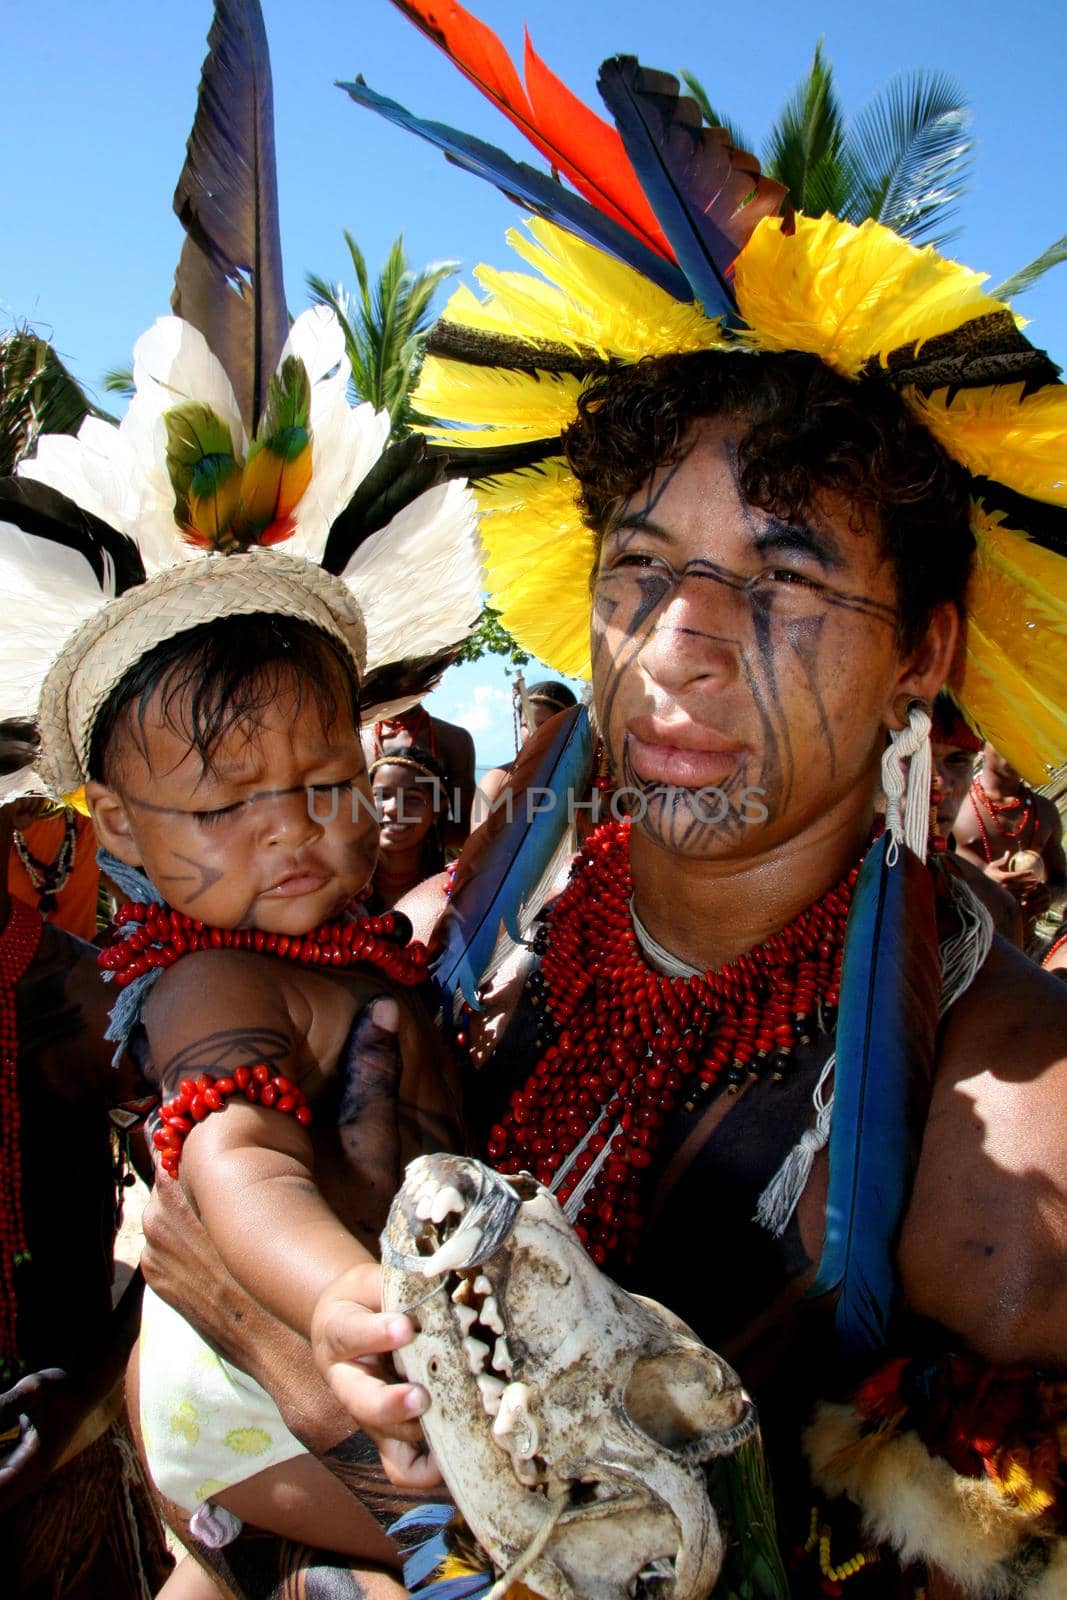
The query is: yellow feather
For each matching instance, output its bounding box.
[906,385,1067,507]
[477,461,594,677]
[413,357,583,446]
[734,215,1012,378]
[430,219,725,365]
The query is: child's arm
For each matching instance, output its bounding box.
[143,951,401,1346]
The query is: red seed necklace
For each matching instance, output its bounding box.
[98,903,430,988]
[0,897,43,1378]
[970,776,1038,860]
[485,820,859,1268]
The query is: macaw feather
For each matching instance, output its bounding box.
[415,355,583,447]
[388,0,671,261]
[433,703,593,1008]
[171,0,289,435]
[341,78,688,300]
[907,382,1067,509]
[597,58,786,326]
[809,836,940,1353]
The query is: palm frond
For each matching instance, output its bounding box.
[306,235,457,435]
[101,365,135,399]
[678,69,755,153]
[0,329,113,477]
[763,42,850,217]
[992,232,1067,301]
[843,69,972,247]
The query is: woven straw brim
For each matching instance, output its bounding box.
[35,551,367,796]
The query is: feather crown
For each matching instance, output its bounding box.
[346,0,1066,785]
[1,0,483,802]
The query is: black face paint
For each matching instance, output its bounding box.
[154,848,224,904]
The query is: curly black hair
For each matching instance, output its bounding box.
[564,349,974,651]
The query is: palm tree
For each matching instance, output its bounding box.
[306,234,458,437]
[0,328,113,477]
[682,44,973,250]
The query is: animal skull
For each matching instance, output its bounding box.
[381,1154,757,1600]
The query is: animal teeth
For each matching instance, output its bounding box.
[492,1336,512,1375]
[476,1374,505,1416]
[451,1277,474,1305]
[480,1295,504,1336]
[493,1382,539,1459]
[414,1224,482,1276]
[474,1274,493,1297]
[415,1188,439,1220]
[453,1303,478,1336]
[430,1185,465,1224]
[462,1335,490,1374]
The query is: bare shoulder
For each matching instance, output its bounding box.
[899,939,1067,1361]
[142,950,313,1091]
[397,871,451,945]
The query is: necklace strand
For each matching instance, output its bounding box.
[484,821,859,1269]
[971,776,1037,859]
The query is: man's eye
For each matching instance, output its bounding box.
[765,568,817,588]
[608,551,660,570]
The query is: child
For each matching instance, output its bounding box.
[81,608,460,1564]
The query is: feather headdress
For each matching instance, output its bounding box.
[1,0,482,802]
[346,0,1066,784]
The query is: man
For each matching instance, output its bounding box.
[363,704,476,845]
[953,742,1065,937]
[929,695,1023,944]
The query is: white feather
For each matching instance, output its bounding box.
[0,520,106,724]
[17,422,140,537]
[344,479,484,671]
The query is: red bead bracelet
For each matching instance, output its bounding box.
[153,1062,312,1177]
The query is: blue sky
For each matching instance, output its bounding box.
[3,0,1064,766]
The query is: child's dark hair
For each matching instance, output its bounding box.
[87,614,361,783]
[564,349,975,653]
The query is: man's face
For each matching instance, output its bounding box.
[932,741,978,830]
[520,701,560,742]
[91,672,377,932]
[590,416,914,860]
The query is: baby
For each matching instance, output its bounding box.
[84,607,462,1563]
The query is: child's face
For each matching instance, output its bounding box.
[89,672,378,933]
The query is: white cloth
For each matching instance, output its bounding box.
[139,1285,307,1514]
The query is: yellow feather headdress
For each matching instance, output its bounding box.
[355,10,1066,783]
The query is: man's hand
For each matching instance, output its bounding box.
[0,1369,81,1512]
[311,1261,442,1490]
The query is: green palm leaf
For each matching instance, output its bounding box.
[992,233,1067,300]
[762,43,851,218]
[0,328,113,477]
[307,233,457,436]
[843,70,972,247]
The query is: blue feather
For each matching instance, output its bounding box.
[408,1577,492,1600]
[433,703,593,1009]
[809,834,940,1352]
[389,1503,455,1538]
[597,58,785,328]
[339,77,692,302]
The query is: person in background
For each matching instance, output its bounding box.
[367,744,450,911]
[472,679,578,826]
[953,740,1066,940]
[364,705,475,846]
[0,784,170,1597]
[929,695,1024,945]
[7,800,101,941]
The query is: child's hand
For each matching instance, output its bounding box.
[310,1261,443,1490]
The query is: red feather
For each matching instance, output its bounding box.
[391,0,675,262]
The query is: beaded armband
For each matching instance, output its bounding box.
[803,1352,1067,1597]
[152,1064,311,1178]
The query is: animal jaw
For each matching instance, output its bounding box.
[381,1154,758,1600]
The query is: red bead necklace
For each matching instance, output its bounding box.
[0,897,43,1378]
[1043,931,1067,972]
[970,776,1037,860]
[98,903,430,988]
[485,821,859,1268]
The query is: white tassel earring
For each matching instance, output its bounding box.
[881,696,933,864]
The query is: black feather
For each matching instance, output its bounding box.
[970,480,1067,559]
[0,477,146,594]
[361,646,465,719]
[433,439,564,483]
[340,76,691,302]
[321,437,446,576]
[171,0,289,436]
